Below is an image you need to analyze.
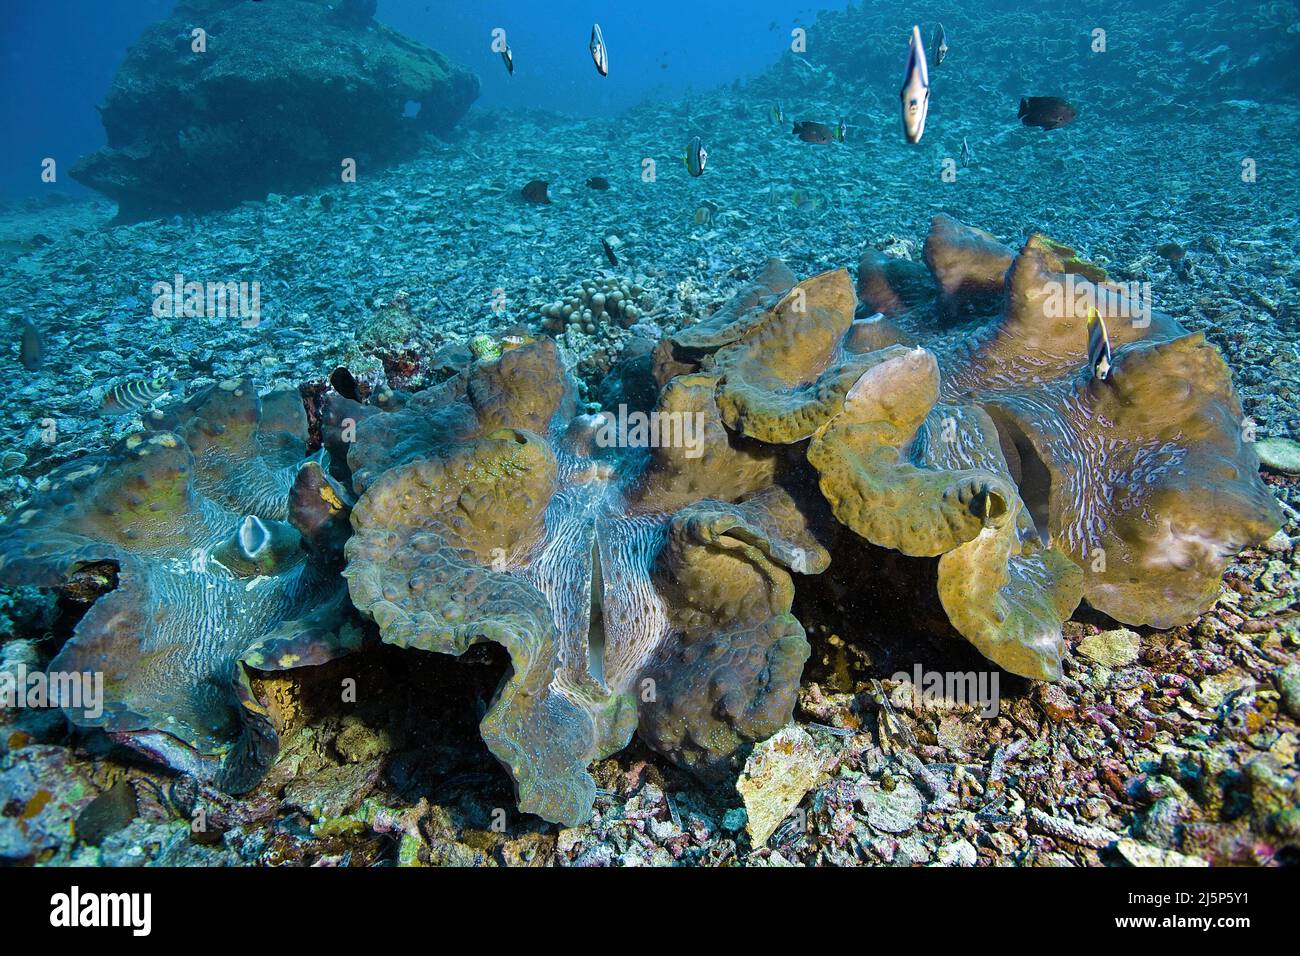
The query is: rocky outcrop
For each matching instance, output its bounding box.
[72,0,479,221]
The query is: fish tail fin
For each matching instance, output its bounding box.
[1018,98,1028,118]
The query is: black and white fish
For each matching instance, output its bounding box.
[684,136,707,177]
[500,44,514,76]
[960,137,974,167]
[601,237,618,267]
[1087,307,1112,380]
[520,179,550,204]
[589,23,608,76]
[99,375,174,416]
[900,25,930,144]
[932,23,948,65]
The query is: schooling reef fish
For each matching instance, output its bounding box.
[521,180,551,204]
[19,318,42,372]
[100,375,174,417]
[501,44,514,76]
[601,237,618,267]
[1019,96,1077,129]
[684,136,707,177]
[792,120,845,144]
[1087,307,1112,380]
[769,101,785,124]
[932,23,948,65]
[900,25,931,144]
[590,23,608,77]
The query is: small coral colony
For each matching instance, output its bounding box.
[0,18,1282,827]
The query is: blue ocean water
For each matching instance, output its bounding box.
[0,0,854,201]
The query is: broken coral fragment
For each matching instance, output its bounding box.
[736,724,828,848]
[0,381,356,791]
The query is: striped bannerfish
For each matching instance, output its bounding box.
[99,375,174,416]
[684,136,707,177]
[589,23,608,77]
[900,24,931,144]
[1087,307,1112,380]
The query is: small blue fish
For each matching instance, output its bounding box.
[1087,307,1112,380]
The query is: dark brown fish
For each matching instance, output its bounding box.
[19,318,42,372]
[586,176,611,190]
[74,779,138,846]
[792,120,843,144]
[1018,96,1077,129]
[329,365,360,401]
[1155,242,1186,263]
[601,237,618,267]
[521,180,551,204]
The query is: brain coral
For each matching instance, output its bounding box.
[0,379,358,791]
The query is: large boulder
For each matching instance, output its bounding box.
[72,0,479,221]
